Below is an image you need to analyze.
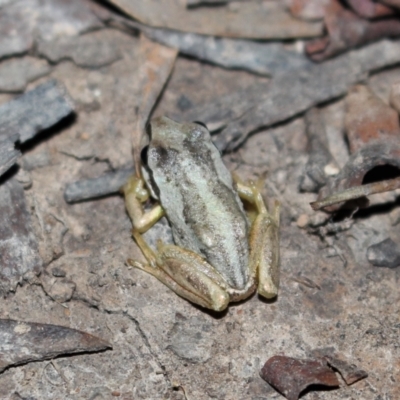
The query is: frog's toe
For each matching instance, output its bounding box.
[122,175,149,202]
[258,276,279,299]
[208,288,230,312]
[122,175,139,192]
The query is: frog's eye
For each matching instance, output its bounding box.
[193,121,208,130]
[141,145,149,165]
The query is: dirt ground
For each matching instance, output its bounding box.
[0,8,400,400]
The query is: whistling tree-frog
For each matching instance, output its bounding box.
[123,116,280,311]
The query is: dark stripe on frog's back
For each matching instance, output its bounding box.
[150,140,200,244]
[172,137,249,288]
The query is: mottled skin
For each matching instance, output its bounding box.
[123,117,280,311]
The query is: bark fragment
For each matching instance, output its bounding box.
[106,0,323,39]
[134,24,312,77]
[0,0,104,59]
[0,140,20,178]
[0,179,42,295]
[64,167,134,203]
[367,237,400,268]
[0,79,74,177]
[0,79,74,143]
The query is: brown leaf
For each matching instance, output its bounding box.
[0,319,111,373]
[306,0,400,61]
[347,0,395,18]
[389,81,400,113]
[381,0,400,8]
[260,355,340,400]
[345,85,400,153]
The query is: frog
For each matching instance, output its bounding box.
[122,116,280,311]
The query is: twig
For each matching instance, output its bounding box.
[310,176,400,211]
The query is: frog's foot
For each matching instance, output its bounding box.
[236,179,281,299]
[128,238,230,311]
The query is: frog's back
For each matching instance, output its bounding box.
[148,122,250,289]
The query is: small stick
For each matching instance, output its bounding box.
[310,176,400,211]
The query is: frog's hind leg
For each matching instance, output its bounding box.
[236,180,280,299]
[128,231,230,311]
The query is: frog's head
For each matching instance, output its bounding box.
[140,117,214,195]
[143,117,211,164]
[147,116,210,149]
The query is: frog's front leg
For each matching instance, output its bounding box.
[123,176,230,311]
[236,180,280,299]
[122,175,164,233]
